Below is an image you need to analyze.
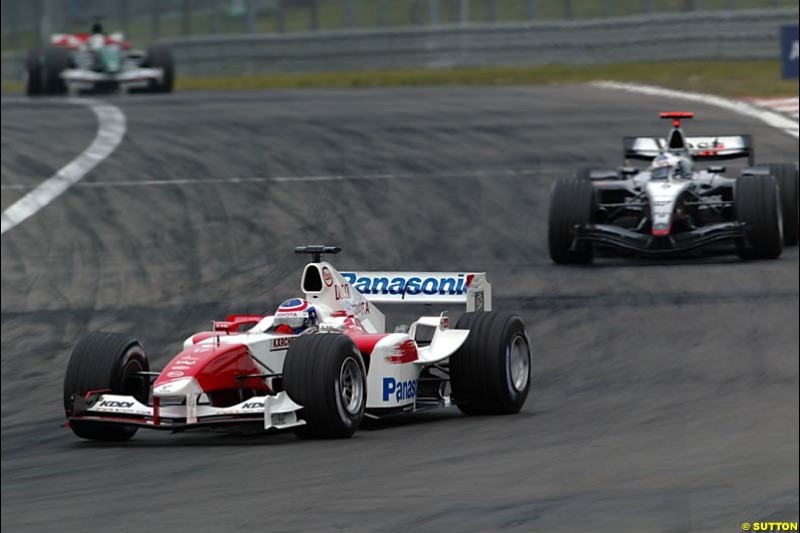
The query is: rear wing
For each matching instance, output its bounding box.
[340,272,492,312]
[624,135,754,165]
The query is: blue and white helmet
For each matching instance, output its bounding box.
[274,298,318,333]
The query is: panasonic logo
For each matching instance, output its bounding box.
[341,273,472,296]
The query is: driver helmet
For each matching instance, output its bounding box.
[273,299,317,334]
[650,152,686,180]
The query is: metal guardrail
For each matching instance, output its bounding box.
[2,8,798,81]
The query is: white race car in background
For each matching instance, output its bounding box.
[63,246,532,441]
[26,29,173,96]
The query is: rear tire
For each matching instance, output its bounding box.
[25,48,43,96]
[283,334,366,439]
[450,312,531,415]
[764,163,798,246]
[143,45,174,93]
[43,46,70,95]
[63,332,150,441]
[548,178,595,264]
[735,174,783,260]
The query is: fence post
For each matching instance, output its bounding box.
[181,0,191,35]
[429,0,439,25]
[487,0,496,23]
[563,0,572,19]
[152,0,160,41]
[310,0,319,31]
[276,0,286,32]
[459,0,469,23]
[603,0,613,17]
[210,0,220,34]
[344,0,354,28]
[245,0,256,33]
[119,0,129,36]
[378,0,388,26]
[527,0,535,20]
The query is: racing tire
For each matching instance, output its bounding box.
[764,164,798,246]
[25,48,43,96]
[63,332,150,441]
[735,174,783,260]
[450,312,531,415]
[283,334,366,439]
[43,46,70,95]
[548,178,595,264]
[143,45,174,93]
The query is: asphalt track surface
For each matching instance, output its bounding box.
[1,87,798,533]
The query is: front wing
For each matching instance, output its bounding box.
[61,67,163,88]
[69,391,305,432]
[575,222,746,255]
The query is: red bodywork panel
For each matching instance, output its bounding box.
[155,342,267,394]
[52,33,132,50]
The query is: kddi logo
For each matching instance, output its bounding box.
[99,400,134,408]
[242,401,264,410]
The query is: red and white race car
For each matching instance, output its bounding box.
[27,25,173,96]
[63,246,532,440]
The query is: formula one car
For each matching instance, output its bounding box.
[63,246,532,441]
[26,22,173,96]
[548,112,798,263]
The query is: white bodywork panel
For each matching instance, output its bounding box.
[645,179,693,234]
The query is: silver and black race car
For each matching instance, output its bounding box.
[548,112,798,263]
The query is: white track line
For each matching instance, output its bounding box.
[1,98,126,235]
[592,81,800,140]
[0,167,559,191]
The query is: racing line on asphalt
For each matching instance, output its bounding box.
[0,98,126,235]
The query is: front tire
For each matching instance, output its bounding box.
[548,178,595,264]
[283,334,366,439]
[735,174,783,260]
[764,163,798,246]
[63,332,150,441]
[43,46,70,95]
[143,45,175,93]
[25,48,43,96]
[450,312,531,415]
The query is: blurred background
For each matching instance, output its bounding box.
[1,1,798,94]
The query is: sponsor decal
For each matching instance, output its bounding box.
[341,273,473,297]
[385,340,418,364]
[167,370,184,378]
[382,377,418,402]
[781,25,799,79]
[99,400,134,408]
[334,283,351,300]
[271,337,295,351]
[322,266,333,287]
[242,401,264,410]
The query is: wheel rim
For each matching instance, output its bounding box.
[507,335,530,393]
[339,357,364,415]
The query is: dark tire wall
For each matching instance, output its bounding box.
[735,174,784,259]
[283,333,366,438]
[63,332,150,441]
[450,311,531,415]
[548,178,595,264]
[765,163,799,246]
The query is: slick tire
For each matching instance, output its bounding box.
[764,163,799,246]
[548,178,595,264]
[450,312,531,415]
[63,332,150,441]
[143,45,174,93]
[25,48,43,96]
[735,174,783,260]
[283,334,366,439]
[43,46,70,95]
